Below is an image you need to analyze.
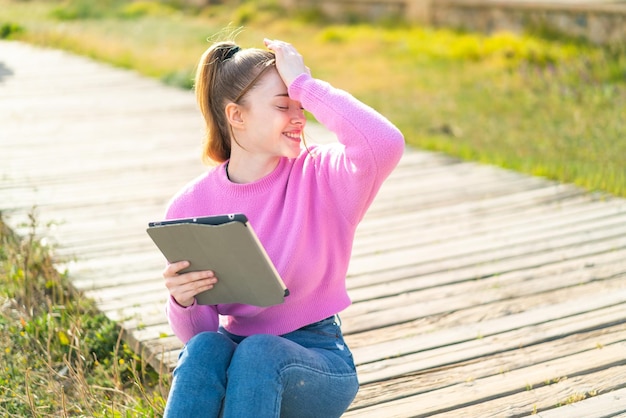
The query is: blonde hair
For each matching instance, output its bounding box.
[194,41,275,164]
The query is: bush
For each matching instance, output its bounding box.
[50,0,127,20]
[50,0,178,21]
[0,22,24,39]
[118,1,179,19]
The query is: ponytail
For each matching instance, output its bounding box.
[194,41,275,164]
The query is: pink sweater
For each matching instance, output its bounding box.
[165,73,404,343]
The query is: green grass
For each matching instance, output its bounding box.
[1,0,624,196]
[0,212,168,417]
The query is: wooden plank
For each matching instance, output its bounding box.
[431,368,626,417]
[353,195,626,256]
[344,275,626,339]
[346,232,626,300]
[521,387,626,418]
[352,289,626,382]
[348,217,626,280]
[345,248,626,317]
[349,324,626,413]
[344,342,626,417]
[344,261,626,349]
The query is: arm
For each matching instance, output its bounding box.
[162,244,220,343]
[266,38,404,223]
[290,73,404,174]
[166,296,219,344]
[290,74,405,223]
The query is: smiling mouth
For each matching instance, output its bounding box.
[283,132,301,142]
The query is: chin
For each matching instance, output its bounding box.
[283,145,303,159]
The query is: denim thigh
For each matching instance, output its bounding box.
[219,316,359,418]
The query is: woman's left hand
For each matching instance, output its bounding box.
[264,38,310,88]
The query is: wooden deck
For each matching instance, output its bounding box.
[1,40,625,417]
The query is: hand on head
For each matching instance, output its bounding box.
[264,38,310,88]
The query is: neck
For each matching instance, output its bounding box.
[226,154,281,184]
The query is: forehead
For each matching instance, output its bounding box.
[252,68,287,97]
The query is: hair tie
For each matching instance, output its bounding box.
[224,46,240,61]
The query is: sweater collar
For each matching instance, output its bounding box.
[217,157,289,196]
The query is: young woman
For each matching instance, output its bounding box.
[161,38,404,417]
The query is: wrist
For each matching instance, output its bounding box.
[171,295,195,308]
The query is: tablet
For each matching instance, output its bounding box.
[148,213,248,228]
[147,214,289,307]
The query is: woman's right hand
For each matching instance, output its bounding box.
[264,38,310,88]
[163,261,218,307]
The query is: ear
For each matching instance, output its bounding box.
[225,102,244,128]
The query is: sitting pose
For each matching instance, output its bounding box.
[161,37,404,417]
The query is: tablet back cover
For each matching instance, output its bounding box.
[146,222,287,307]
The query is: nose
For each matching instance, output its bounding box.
[291,108,305,125]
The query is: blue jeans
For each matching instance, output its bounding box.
[163,316,359,418]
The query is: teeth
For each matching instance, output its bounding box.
[284,132,300,139]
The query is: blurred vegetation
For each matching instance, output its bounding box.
[1,0,624,197]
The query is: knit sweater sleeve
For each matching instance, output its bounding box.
[288,74,404,223]
[165,296,220,344]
